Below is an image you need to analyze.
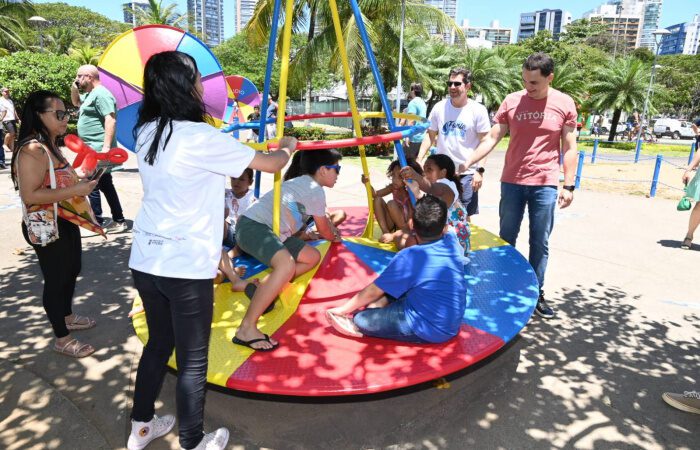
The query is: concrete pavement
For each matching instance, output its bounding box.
[0,150,697,449]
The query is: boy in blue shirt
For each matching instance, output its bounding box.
[326,195,467,343]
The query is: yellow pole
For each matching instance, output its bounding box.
[329,0,375,239]
[271,0,295,236]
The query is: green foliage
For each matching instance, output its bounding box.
[24,2,129,50]
[286,125,393,157]
[213,32,281,94]
[561,19,614,53]
[0,0,34,51]
[654,54,700,118]
[0,51,79,109]
[127,0,187,27]
[45,27,77,55]
[631,47,654,63]
[69,42,102,65]
[284,126,326,141]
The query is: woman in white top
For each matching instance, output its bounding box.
[126,51,296,450]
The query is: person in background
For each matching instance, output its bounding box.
[401,82,427,160]
[680,120,700,250]
[1,87,18,158]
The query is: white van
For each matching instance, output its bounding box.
[653,118,695,140]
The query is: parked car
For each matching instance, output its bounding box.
[653,118,696,140]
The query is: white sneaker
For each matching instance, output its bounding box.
[127,414,176,450]
[105,220,128,234]
[185,427,229,450]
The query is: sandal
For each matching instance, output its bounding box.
[325,311,363,338]
[681,237,693,250]
[65,314,96,331]
[54,338,95,358]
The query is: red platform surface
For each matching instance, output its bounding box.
[226,241,505,396]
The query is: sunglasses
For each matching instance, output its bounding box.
[324,164,341,174]
[446,81,463,87]
[44,109,69,121]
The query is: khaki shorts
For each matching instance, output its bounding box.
[235,216,306,266]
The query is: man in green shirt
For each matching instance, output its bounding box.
[71,65,127,233]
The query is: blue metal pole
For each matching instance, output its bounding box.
[591,139,598,164]
[650,154,662,198]
[348,0,416,204]
[634,138,642,163]
[253,0,283,198]
[689,141,696,166]
[575,150,585,189]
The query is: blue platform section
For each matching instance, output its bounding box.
[342,240,395,274]
[463,245,539,342]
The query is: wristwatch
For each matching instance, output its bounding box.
[476,167,485,174]
[562,185,575,192]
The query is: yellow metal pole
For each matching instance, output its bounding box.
[272,0,295,236]
[328,0,375,238]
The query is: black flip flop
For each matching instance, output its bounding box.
[232,333,279,352]
[244,283,275,314]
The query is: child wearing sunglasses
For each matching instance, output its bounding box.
[233,148,342,351]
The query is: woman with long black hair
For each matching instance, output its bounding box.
[126,51,296,450]
[11,90,101,359]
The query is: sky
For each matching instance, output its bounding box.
[33,0,694,41]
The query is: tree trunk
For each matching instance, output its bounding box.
[304,78,312,126]
[608,108,622,142]
[304,4,316,126]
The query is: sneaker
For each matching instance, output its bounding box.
[535,293,555,319]
[184,427,230,450]
[662,391,700,414]
[127,414,176,450]
[105,220,128,234]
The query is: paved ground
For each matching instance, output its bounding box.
[0,149,698,450]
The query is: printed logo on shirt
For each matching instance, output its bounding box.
[442,121,467,138]
[514,110,559,123]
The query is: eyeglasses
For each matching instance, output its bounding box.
[44,109,69,121]
[446,81,463,87]
[324,164,341,174]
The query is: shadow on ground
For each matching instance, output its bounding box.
[1,240,698,449]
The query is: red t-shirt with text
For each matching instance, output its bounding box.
[494,88,577,186]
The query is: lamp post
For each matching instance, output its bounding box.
[635,28,671,160]
[28,16,48,51]
[395,0,406,125]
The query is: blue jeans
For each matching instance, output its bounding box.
[88,172,125,224]
[353,296,428,343]
[499,182,557,291]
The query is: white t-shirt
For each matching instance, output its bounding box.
[436,178,458,207]
[225,189,256,226]
[0,97,16,121]
[129,120,256,279]
[243,175,326,241]
[429,98,490,175]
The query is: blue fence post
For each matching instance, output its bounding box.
[634,138,643,163]
[575,150,585,189]
[591,139,598,164]
[689,141,696,166]
[650,154,662,198]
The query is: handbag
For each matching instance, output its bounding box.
[677,186,692,211]
[18,142,60,246]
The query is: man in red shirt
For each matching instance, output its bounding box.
[464,52,578,319]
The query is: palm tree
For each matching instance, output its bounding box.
[70,42,102,65]
[551,60,586,107]
[46,27,76,55]
[461,48,511,112]
[587,57,649,142]
[127,0,186,27]
[0,0,34,51]
[406,35,461,108]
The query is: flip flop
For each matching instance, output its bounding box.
[232,333,279,352]
[681,237,693,250]
[65,314,96,331]
[244,283,275,314]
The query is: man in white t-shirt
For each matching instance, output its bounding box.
[0,87,18,156]
[417,68,490,221]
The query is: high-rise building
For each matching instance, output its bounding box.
[659,14,700,55]
[457,19,512,47]
[236,0,259,34]
[583,3,642,55]
[517,9,572,42]
[188,0,224,46]
[425,0,458,43]
[586,1,664,51]
[122,2,150,27]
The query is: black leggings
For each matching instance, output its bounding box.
[130,269,213,450]
[22,218,82,339]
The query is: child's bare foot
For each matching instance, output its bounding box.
[326,310,363,338]
[234,266,247,277]
[213,271,225,284]
[232,277,259,292]
[379,232,394,244]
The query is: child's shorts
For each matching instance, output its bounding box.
[223,221,236,249]
[235,216,306,266]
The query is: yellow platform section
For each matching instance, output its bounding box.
[132,241,330,385]
[469,225,508,251]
